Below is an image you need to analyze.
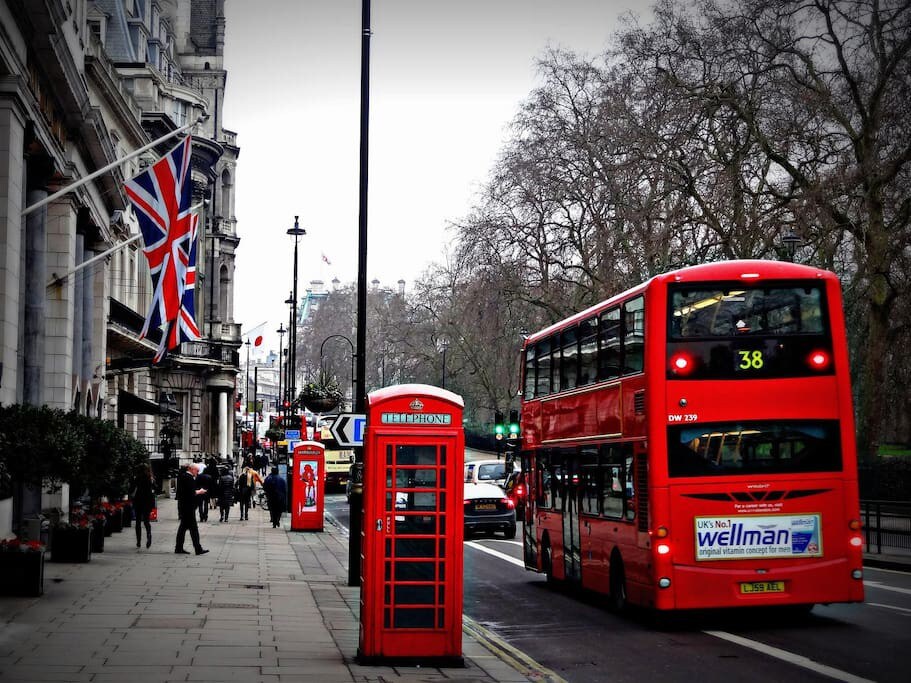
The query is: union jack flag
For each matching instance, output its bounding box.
[124,136,197,362]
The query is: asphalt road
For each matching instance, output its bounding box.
[326,492,911,683]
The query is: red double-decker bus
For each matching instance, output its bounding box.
[519,260,864,613]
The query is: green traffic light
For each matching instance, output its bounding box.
[494,424,505,435]
[509,423,519,435]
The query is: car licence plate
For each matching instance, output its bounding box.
[474,503,496,511]
[740,581,785,594]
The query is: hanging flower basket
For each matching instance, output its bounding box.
[0,539,46,596]
[299,374,343,414]
[303,396,339,413]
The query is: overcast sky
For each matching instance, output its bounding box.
[223,0,649,354]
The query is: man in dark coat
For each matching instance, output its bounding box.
[262,467,287,528]
[174,464,209,555]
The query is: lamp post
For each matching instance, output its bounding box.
[244,339,251,418]
[276,324,285,418]
[782,231,802,262]
[319,334,355,410]
[287,217,306,415]
[439,337,449,389]
[284,292,294,411]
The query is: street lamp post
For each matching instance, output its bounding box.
[320,334,355,409]
[439,337,449,389]
[287,217,306,415]
[276,324,285,418]
[284,292,294,411]
[782,231,802,262]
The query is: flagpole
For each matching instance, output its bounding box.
[45,201,207,288]
[22,115,208,217]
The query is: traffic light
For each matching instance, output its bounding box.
[508,409,520,438]
[494,410,505,441]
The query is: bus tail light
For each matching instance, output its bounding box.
[658,577,671,588]
[657,543,671,555]
[654,526,669,538]
[852,569,863,580]
[807,349,831,370]
[848,519,862,531]
[669,352,695,376]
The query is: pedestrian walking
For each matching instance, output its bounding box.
[206,456,220,511]
[196,463,213,522]
[263,466,287,528]
[235,466,262,521]
[174,464,209,555]
[217,466,235,522]
[131,463,156,549]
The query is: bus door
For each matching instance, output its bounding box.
[561,452,581,582]
[521,452,537,569]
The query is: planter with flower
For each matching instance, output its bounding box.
[50,515,92,563]
[90,513,106,552]
[299,373,344,414]
[0,537,46,596]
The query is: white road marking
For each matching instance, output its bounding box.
[465,540,525,568]
[705,630,876,683]
[864,580,911,595]
[866,601,911,615]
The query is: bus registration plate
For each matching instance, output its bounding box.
[740,581,785,594]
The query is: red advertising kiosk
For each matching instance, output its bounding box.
[291,441,325,531]
[357,384,465,666]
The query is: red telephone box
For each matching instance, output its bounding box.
[358,384,465,666]
[291,441,324,531]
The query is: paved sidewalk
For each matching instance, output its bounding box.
[0,497,537,683]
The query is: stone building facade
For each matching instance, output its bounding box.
[0,0,240,534]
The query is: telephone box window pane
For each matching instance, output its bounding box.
[384,585,391,603]
[441,445,447,467]
[394,608,435,629]
[440,469,447,487]
[385,539,392,556]
[384,609,391,628]
[394,539,436,557]
[439,540,446,558]
[385,561,392,581]
[386,445,393,466]
[394,561,435,581]
[386,468,393,488]
[395,468,437,488]
[396,445,437,466]
[395,585,435,605]
[438,609,445,628]
[439,516,446,535]
[438,561,445,581]
[438,585,445,603]
[395,515,437,535]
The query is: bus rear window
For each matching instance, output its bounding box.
[668,420,842,477]
[670,285,825,338]
[667,284,832,379]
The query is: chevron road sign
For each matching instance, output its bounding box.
[330,413,367,448]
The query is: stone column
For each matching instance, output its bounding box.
[23,188,46,406]
[218,389,229,457]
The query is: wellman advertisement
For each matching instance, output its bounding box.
[695,514,822,561]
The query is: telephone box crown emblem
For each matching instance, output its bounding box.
[409,399,424,411]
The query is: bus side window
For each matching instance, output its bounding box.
[537,339,552,397]
[578,317,598,386]
[580,448,599,515]
[561,327,579,391]
[524,346,536,399]
[623,296,644,375]
[599,308,621,381]
[624,452,636,521]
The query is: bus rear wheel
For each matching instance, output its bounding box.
[608,554,627,613]
[542,542,557,585]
